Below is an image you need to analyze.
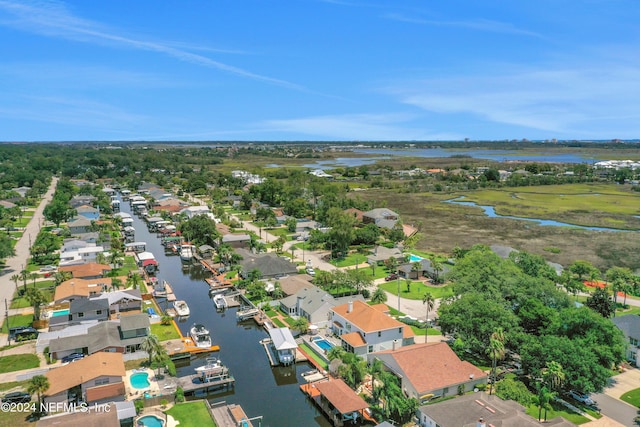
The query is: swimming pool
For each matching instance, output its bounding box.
[51,309,69,317]
[409,254,424,262]
[312,337,334,351]
[130,372,150,389]
[137,415,164,427]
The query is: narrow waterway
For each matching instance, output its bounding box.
[121,198,331,427]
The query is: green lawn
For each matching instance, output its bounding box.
[621,387,640,407]
[378,281,453,300]
[525,402,590,425]
[410,326,442,336]
[1,314,34,333]
[334,252,370,268]
[0,354,39,373]
[165,401,216,427]
[299,343,329,370]
[150,323,181,341]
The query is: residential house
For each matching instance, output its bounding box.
[49,298,110,330]
[54,278,110,304]
[179,205,214,220]
[295,219,319,233]
[236,248,298,279]
[59,263,112,280]
[11,186,31,198]
[368,342,487,402]
[69,195,96,209]
[49,314,150,359]
[44,352,126,406]
[280,286,364,327]
[67,217,93,235]
[75,205,100,220]
[0,200,16,209]
[92,289,143,316]
[398,258,451,282]
[416,391,576,427]
[330,300,415,357]
[309,379,369,426]
[270,274,313,297]
[362,208,399,230]
[366,245,404,265]
[59,245,106,266]
[343,208,364,222]
[612,315,640,367]
[36,402,132,427]
[61,239,95,253]
[221,233,252,249]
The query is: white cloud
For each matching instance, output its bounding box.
[0,0,304,90]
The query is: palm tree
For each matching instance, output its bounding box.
[19,269,29,293]
[487,328,505,395]
[127,272,142,290]
[27,374,49,410]
[429,255,444,284]
[368,359,384,402]
[141,334,162,364]
[422,292,435,342]
[24,287,46,320]
[29,272,39,288]
[543,361,565,392]
[326,346,345,361]
[371,287,387,304]
[10,274,19,292]
[54,271,72,287]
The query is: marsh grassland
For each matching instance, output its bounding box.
[353,183,640,270]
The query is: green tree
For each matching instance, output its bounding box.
[487,328,505,395]
[585,287,615,318]
[0,234,16,259]
[24,287,47,320]
[422,292,435,340]
[43,198,73,227]
[371,287,387,304]
[291,317,309,334]
[141,334,162,364]
[606,266,634,315]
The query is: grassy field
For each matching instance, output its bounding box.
[165,401,216,427]
[150,322,181,341]
[352,183,640,270]
[1,314,34,333]
[525,402,590,424]
[378,281,453,300]
[620,387,640,408]
[0,354,39,373]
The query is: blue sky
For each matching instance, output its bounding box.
[0,0,638,142]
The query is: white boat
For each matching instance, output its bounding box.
[213,294,227,310]
[195,357,225,375]
[190,323,212,349]
[180,244,195,261]
[173,300,190,317]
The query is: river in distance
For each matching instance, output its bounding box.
[122,199,331,427]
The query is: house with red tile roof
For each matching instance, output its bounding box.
[306,379,370,426]
[330,300,414,357]
[368,342,487,402]
[59,262,112,279]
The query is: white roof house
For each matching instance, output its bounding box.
[268,327,298,366]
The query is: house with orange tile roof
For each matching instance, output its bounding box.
[368,342,487,402]
[330,300,414,357]
[59,262,112,279]
[308,379,370,426]
[44,352,126,406]
[54,278,110,304]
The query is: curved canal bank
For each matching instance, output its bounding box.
[121,198,331,427]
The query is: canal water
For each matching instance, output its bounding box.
[121,199,331,427]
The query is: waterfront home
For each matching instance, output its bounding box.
[368,342,486,402]
[179,205,215,220]
[306,379,369,426]
[236,248,298,279]
[280,286,365,327]
[61,238,95,253]
[48,298,110,330]
[44,352,126,407]
[67,217,93,235]
[416,391,576,427]
[221,233,251,249]
[92,289,143,316]
[49,314,150,359]
[267,274,313,297]
[330,300,414,357]
[75,205,101,220]
[612,314,640,367]
[398,257,452,282]
[268,327,298,365]
[366,245,404,265]
[58,262,112,279]
[69,195,96,209]
[59,246,106,266]
[54,278,110,304]
[36,401,136,427]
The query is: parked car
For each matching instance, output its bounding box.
[61,353,84,363]
[385,273,398,281]
[568,390,594,406]
[2,391,31,403]
[40,265,57,272]
[306,267,316,276]
[8,326,38,341]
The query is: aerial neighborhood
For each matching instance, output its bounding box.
[0,142,639,427]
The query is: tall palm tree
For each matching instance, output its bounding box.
[10,274,19,291]
[368,359,384,403]
[29,272,39,288]
[141,334,161,364]
[543,361,565,392]
[422,292,435,342]
[27,374,49,410]
[127,272,142,291]
[19,269,29,293]
[487,327,505,395]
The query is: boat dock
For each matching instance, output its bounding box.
[236,307,260,321]
[260,338,308,366]
[176,370,235,396]
[209,401,261,427]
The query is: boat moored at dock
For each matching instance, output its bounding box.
[190,323,212,349]
[213,293,227,310]
[173,300,190,317]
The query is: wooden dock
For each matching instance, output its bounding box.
[177,372,235,395]
[236,307,260,321]
[209,402,260,427]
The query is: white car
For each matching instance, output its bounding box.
[40,265,57,272]
[306,268,315,276]
[568,390,594,406]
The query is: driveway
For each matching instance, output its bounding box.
[592,393,638,427]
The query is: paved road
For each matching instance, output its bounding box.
[0,177,57,345]
[593,393,638,427]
